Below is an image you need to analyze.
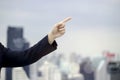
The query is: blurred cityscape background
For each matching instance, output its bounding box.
[0,0,120,80]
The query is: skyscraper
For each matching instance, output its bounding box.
[79,58,95,80]
[6,26,30,80]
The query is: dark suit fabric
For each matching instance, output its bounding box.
[0,35,57,70]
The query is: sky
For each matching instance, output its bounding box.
[0,0,120,57]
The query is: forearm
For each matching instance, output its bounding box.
[2,35,57,67]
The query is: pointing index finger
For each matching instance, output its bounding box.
[61,17,72,23]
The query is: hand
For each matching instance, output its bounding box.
[48,17,72,44]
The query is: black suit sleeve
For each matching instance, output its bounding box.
[1,35,57,67]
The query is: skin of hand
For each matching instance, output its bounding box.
[48,17,72,44]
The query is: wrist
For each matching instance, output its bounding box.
[48,32,56,44]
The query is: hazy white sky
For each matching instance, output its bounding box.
[0,0,120,57]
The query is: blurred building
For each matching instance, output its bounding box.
[5,26,30,80]
[0,68,6,80]
[12,68,29,80]
[79,57,95,80]
[95,51,120,80]
[38,61,62,80]
[108,61,120,80]
[68,73,84,80]
[95,60,110,80]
